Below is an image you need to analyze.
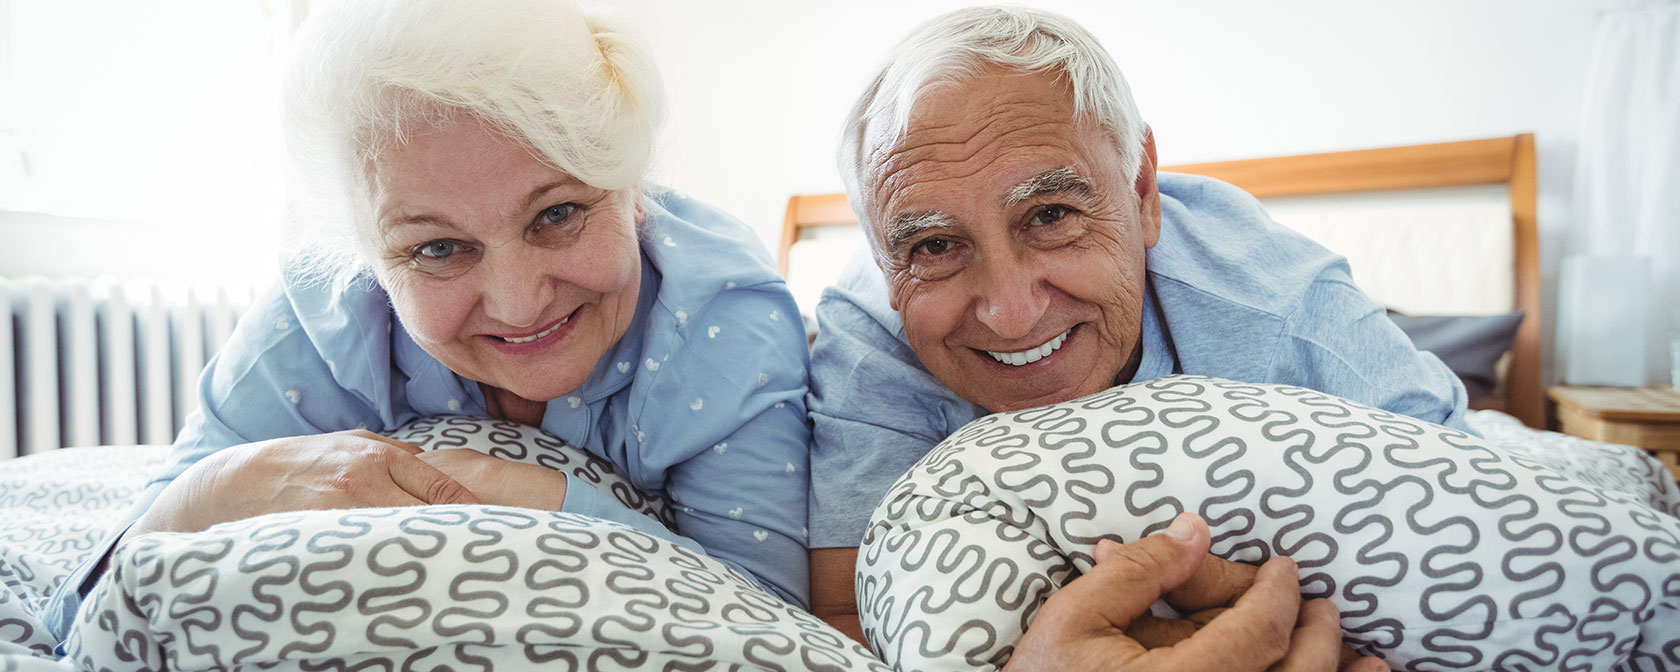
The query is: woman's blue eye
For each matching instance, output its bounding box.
[418,240,458,259]
[541,203,577,225]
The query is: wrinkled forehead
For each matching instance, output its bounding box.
[859,72,1097,229]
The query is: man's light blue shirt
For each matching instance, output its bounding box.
[806,173,1472,548]
[48,189,813,640]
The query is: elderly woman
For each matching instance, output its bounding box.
[44,0,810,637]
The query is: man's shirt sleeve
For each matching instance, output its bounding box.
[1268,267,1474,434]
[805,260,984,549]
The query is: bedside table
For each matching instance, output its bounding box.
[1547,386,1680,481]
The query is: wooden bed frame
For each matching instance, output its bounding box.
[780,133,1543,428]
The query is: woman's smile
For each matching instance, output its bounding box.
[482,308,578,355]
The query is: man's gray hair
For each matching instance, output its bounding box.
[282,0,663,280]
[837,6,1145,231]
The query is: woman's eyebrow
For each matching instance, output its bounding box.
[1004,166,1092,206]
[383,212,455,230]
[522,179,575,210]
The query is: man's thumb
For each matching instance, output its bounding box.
[1093,512,1212,595]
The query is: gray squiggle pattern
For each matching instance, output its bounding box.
[0,446,166,664]
[858,376,1680,672]
[42,418,883,671]
[63,506,888,672]
[388,416,677,530]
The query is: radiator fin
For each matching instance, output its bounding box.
[4,277,255,459]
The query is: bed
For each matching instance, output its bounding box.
[4,135,1676,671]
[0,419,891,671]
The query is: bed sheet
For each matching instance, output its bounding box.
[1,411,1675,669]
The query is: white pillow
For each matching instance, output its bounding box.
[64,506,887,671]
[386,415,675,530]
[858,376,1680,671]
[60,417,884,671]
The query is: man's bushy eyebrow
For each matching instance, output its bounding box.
[885,211,955,253]
[1005,166,1091,206]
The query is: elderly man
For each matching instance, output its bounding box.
[807,5,1458,670]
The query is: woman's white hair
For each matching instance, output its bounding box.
[837,5,1144,229]
[282,0,662,280]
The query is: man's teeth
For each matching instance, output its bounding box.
[986,329,1071,366]
[502,316,569,344]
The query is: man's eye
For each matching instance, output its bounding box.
[417,240,460,259]
[912,237,952,257]
[1032,205,1072,227]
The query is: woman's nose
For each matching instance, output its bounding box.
[480,248,554,328]
[973,253,1048,340]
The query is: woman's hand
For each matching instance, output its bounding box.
[1003,513,1389,672]
[131,429,482,537]
[415,448,569,510]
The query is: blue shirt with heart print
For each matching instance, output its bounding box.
[46,188,813,640]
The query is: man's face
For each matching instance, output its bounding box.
[862,68,1161,413]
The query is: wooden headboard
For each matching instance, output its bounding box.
[780,134,1543,429]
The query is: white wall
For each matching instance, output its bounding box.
[624,0,1603,386]
[6,0,1610,379]
[627,0,1596,258]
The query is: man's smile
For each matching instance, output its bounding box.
[982,327,1073,366]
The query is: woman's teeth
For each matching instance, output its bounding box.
[986,329,1071,366]
[501,316,568,344]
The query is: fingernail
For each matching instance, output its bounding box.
[1165,512,1196,541]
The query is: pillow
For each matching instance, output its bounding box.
[385,415,676,530]
[64,506,889,671]
[1387,310,1524,399]
[60,417,885,671]
[858,376,1680,671]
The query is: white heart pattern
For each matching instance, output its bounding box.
[757,373,769,387]
[729,507,743,519]
[769,310,779,321]
[275,317,290,330]
[616,361,630,374]
[645,358,660,372]
[662,236,677,247]
[285,389,301,404]
[567,396,581,409]
[713,442,728,454]
[690,398,703,411]
[785,462,796,473]
[725,281,737,289]
[753,530,769,542]
[707,326,721,338]
[675,311,688,326]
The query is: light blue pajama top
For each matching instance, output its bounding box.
[806,173,1474,548]
[48,189,813,639]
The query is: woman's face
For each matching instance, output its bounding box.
[367,116,642,403]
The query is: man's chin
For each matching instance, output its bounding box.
[970,385,1091,414]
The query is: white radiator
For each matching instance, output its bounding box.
[2,277,256,459]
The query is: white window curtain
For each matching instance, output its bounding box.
[1560,0,1680,386]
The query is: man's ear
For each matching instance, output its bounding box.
[1135,126,1162,249]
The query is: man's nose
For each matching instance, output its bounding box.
[973,252,1048,341]
[480,247,554,328]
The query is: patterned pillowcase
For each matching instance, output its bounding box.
[386,415,676,530]
[57,417,887,672]
[858,376,1680,671]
